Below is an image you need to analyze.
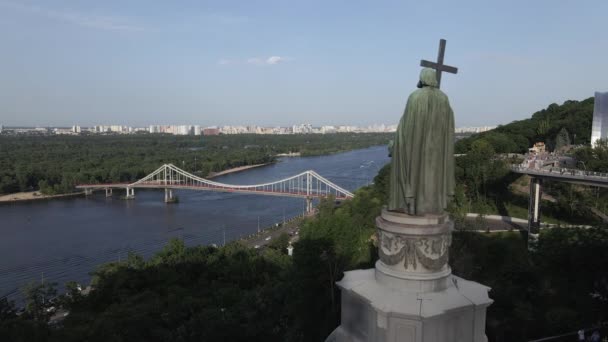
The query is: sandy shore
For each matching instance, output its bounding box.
[0,191,84,203]
[207,163,270,179]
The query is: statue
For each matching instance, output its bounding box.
[388,68,455,215]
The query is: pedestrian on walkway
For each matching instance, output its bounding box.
[578,329,585,341]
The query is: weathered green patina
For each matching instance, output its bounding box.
[388,68,455,215]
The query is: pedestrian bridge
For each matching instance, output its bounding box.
[510,164,608,235]
[510,165,608,188]
[76,164,355,212]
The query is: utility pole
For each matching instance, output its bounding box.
[258,216,260,233]
[223,225,226,246]
[283,208,286,225]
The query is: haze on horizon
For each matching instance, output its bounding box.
[0,0,606,128]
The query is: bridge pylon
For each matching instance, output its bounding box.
[165,188,176,203]
[125,187,135,200]
[528,177,542,245]
[305,196,313,214]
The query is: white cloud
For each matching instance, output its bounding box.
[266,56,284,65]
[218,56,292,67]
[0,1,146,32]
[247,56,291,66]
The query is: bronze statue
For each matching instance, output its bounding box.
[388,68,455,215]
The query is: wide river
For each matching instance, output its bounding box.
[0,146,389,302]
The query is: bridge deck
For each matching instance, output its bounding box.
[511,165,608,188]
[75,164,355,200]
[75,183,351,200]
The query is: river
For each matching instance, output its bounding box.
[0,146,389,302]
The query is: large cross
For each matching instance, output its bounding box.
[420,39,458,88]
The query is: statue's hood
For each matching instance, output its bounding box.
[419,68,438,88]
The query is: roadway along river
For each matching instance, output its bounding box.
[0,146,389,302]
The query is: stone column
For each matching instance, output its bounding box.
[165,188,176,203]
[125,187,135,200]
[305,197,313,214]
[528,177,543,235]
[327,208,493,342]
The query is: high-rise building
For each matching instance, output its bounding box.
[591,92,608,147]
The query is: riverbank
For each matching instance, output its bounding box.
[0,191,84,203]
[207,163,271,179]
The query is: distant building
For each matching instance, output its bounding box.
[529,142,546,154]
[454,126,497,134]
[72,125,81,133]
[203,127,220,136]
[591,91,608,146]
[175,125,193,135]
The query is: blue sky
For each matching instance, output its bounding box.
[0,0,606,127]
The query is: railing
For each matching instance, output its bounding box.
[511,164,608,181]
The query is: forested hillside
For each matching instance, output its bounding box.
[456,97,595,154]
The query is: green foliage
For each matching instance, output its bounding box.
[289,238,343,342]
[455,140,510,202]
[574,142,608,173]
[267,233,290,253]
[536,118,551,139]
[0,297,16,321]
[300,187,380,268]
[52,240,293,341]
[0,133,390,195]
[22,282,58,322]
[372,163,390,203]
[451,228,608,341]
[554,127,571,151]
[456,97,594,154]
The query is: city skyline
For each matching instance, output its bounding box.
[0,1,606,127]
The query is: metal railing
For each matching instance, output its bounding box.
[511,164,608,181]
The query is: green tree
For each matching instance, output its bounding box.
[22,281,58,322]
[554,127,571,151]
[268,233,290,253]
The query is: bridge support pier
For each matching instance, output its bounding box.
[125,187,135,200]
[528,177,543,236]
[165,188,176,203]
[305,196,313,215]
[105,188,112,197]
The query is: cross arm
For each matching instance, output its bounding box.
[420,60,458,74]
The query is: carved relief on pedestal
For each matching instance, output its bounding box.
[378,229,451,271]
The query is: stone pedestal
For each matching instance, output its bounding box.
[327,209,492,342]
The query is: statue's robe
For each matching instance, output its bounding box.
[388,68,455,215]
